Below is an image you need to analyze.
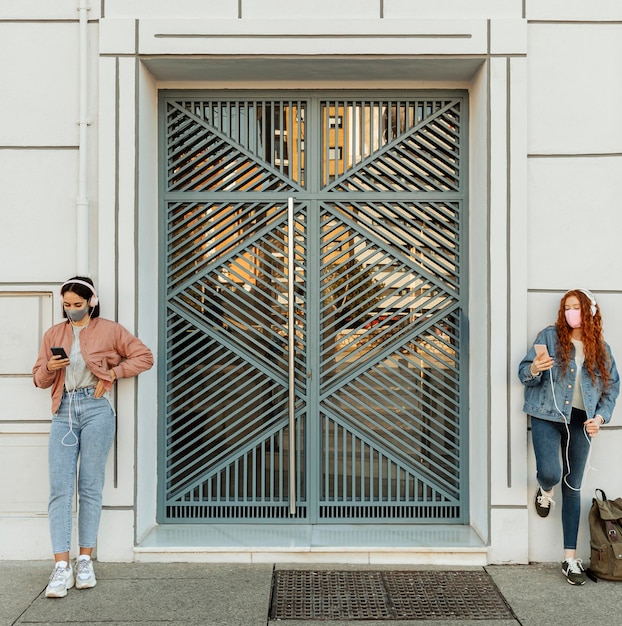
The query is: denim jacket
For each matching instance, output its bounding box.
[518,325,620,423]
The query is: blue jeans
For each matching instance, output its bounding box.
[48,388,116,554]
[531,409,591,550]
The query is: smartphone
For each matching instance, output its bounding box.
[534,344,549,359]
[51,346,68,359]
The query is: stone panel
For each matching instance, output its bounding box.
[528,24,622,155]
[0,151,78,282]
[0,23,85,146]
[386,0,522,19]
[0,432,51,513]
[527,157,622,289]
[0,293,53,375]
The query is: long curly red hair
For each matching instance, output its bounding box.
[555,289,611,390]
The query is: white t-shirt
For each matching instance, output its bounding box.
[571,338,586,411]
[64,325,98,391]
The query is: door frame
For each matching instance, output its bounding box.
[157,89,470,525]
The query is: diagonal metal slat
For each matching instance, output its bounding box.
[166,101,303,192]
[325,99,461,192]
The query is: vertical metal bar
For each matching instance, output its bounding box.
[323,414,328,500]
[260,440,265,500]
[360,441,365,500]
[343,101,349,172]
[279,430,284,501]
[279,103,285,174]
[297,101,303,184]
[288,196,296,515]
[351,431,355,501]
[342,424,347,500]
[333,421,338,499]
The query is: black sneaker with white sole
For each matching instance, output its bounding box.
[534,487,555,518]
[562,558,586,585]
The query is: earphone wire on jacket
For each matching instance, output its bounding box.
[61,336,80,447]
[546,367,595,491]
[61,310,93,447]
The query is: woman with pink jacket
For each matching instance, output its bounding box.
[32,277,153,598]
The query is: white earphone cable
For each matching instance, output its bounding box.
[60,311,93,447]
[546,367,595,492]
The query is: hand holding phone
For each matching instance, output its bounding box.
[534,344,549,359]
[51,347,68,360]
[533,343,553,373]
[47,346,69,373]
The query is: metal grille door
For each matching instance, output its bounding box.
[159,93,467,523]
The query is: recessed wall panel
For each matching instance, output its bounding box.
[0,293,53,375]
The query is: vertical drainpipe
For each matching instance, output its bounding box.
[77,0,90,275]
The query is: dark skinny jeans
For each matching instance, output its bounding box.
[531,409,591,550]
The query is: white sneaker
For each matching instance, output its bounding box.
[45,561,75,598]
[75,555,97,589]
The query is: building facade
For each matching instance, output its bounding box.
[1,0,621,564]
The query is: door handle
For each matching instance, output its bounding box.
[288,197,296,515]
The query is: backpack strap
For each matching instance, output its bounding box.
[585,568,599,583]
[606,521,619,542]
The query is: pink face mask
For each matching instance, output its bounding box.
[565,309,582,328]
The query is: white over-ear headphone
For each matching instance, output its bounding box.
[59,279,99,308]
[570,288,597,316]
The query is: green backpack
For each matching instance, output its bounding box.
[588,489,622,581]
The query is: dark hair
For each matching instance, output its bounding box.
[60,276,100,320]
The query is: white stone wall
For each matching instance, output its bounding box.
[524,10,622,563]
[0,0,620,564]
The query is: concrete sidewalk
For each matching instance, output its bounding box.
[2,561,621,625]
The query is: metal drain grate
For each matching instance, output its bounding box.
[269,570,515,621]
[384,570,513,620]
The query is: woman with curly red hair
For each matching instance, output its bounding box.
[518,289,619,585]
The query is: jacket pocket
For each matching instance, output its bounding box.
[89,349,122,371]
